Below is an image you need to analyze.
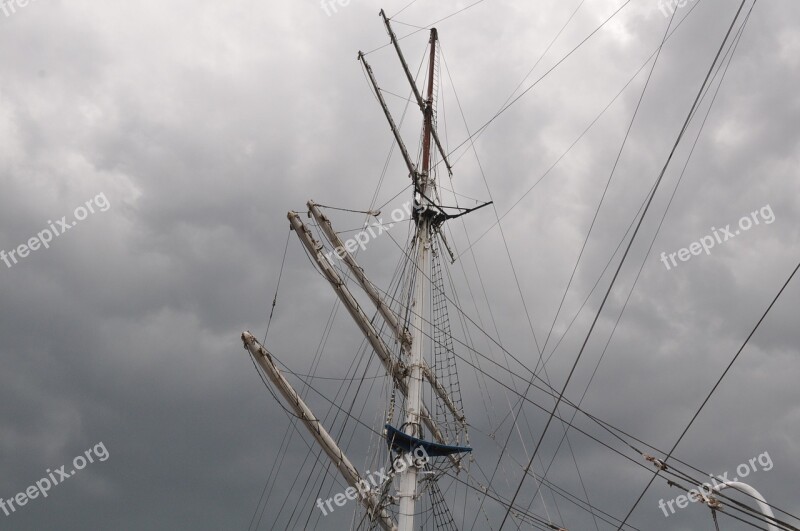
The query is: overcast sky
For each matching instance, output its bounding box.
[0,0,798,530]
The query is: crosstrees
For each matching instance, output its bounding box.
[307,200,468,443]
[286,209,455,458]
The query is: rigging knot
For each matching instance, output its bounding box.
[689,488,708,503]
[643,453,668,471]
[400,328,413,350]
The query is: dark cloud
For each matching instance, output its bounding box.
[0,0,797,529]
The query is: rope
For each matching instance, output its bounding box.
[500,1,753,526]
[312,203,381,216]
[712,508,722,531]
[263,230,291,344]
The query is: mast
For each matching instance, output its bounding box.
[242,20,474,530]
[380,11,453,176]
[397,27,438,531]
[358,52,417,180]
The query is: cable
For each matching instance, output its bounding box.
[499,2,753,526]
[381,217,800,529]
[441,0,633,168]
[441,21,609,525]
[362,0,488,56]
[611,3,772,528]
[389,0,418,19]
[618,221,799,527]
[454,0,706,260]
[522,1,746,519]
[262,230,291,344]
[376,224,799,530]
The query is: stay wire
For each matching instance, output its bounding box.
[454,0,706,260]
[383,220,800,530]
[536,0,676,361]
[375,230,676,527]
[618,226,799,527]
[246,351,303,531]
[448,0,587,170]
[362,0,488,56]
[440,0,633,168]
[613,3,780,529]
[517,7,680,524]
[467,423,644,531]
[440,29,600,527]
[658,474,782,531]
[448,0,708,433]
[374,229,771,531]
[263,230,291,344]
[658,464,799,531]
[379,225,646,453]
[402,285,794,531]
[441,39,565,524]
[713,508,722,531]
[524,1,742,518]
[499,2,751,526]
[389,0,418,19]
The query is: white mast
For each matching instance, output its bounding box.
[397,217,430,529]
[397,27,438,531]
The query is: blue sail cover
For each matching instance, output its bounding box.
[385,424,472,457]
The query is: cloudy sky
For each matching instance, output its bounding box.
[0,0,797,529]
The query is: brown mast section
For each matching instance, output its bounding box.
[420,28,437,180]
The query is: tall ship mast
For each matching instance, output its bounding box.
[243,12,479,530]
[240,3,792,530]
